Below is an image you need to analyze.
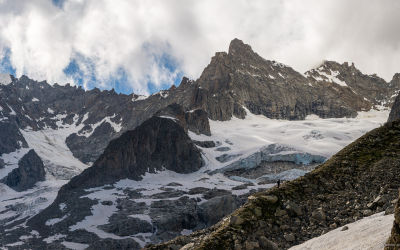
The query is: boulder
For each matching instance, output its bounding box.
[258,236,278,250]
[311,208,326,221]
[285,201,303,216]
[284,234,295,242]
[198,195,242,227]
[263,195,278,203]
[230,216,245,225]
[373,195,390,206]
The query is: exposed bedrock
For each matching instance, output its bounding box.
[154,103,211,136]
[1,149,45,192]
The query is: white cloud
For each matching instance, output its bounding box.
[0,0,399,95]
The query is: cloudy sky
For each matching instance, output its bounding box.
[0,0,399,95]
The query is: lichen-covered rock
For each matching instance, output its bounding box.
[1,149,45,191]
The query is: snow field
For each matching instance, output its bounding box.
[289,212,394,250]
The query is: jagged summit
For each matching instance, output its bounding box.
[228,38,254,56]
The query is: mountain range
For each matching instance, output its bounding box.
[0,39,400,250]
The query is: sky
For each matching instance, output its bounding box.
[0,0,399,95]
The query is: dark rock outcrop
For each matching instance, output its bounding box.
[1,149,45,191]
[193,140,216,148]
[144,119,400,250]
[154,103,211,136]
[62,116,203,189]
[0,122,28,155]
[388,86,400,123]
[385,192,400,249]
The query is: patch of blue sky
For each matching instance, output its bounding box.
[0,48,16,76]
[51,0,65,8]
[63,52,183,95]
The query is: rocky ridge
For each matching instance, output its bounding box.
[144,119,400,250]
[189,39,400,121]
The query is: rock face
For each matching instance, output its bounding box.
[154,103,211,136]
[388,83,400,123]
[385,192,400,249]
[1,149,45,191]
[62,116,203,189]
[144,119,400,250]
[0,122,29,156]
[0,158,4,169]
[188,39,400,121]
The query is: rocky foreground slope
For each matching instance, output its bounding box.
[144,119,400,250]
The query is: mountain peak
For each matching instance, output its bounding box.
[228,38,253,55]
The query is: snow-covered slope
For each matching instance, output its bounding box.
[190,107,389,182]
[289,212,394,250]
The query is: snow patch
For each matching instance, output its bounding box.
[132,95,148,102]
[6,103,16,115]
[32,97,39,102]
[46,214,68,225]
[6,241,24,246]
[47,108,54,114]
[61,241,89,250]
[314,69,347,87]
[43,234,67,243]
[289,212,394,250]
